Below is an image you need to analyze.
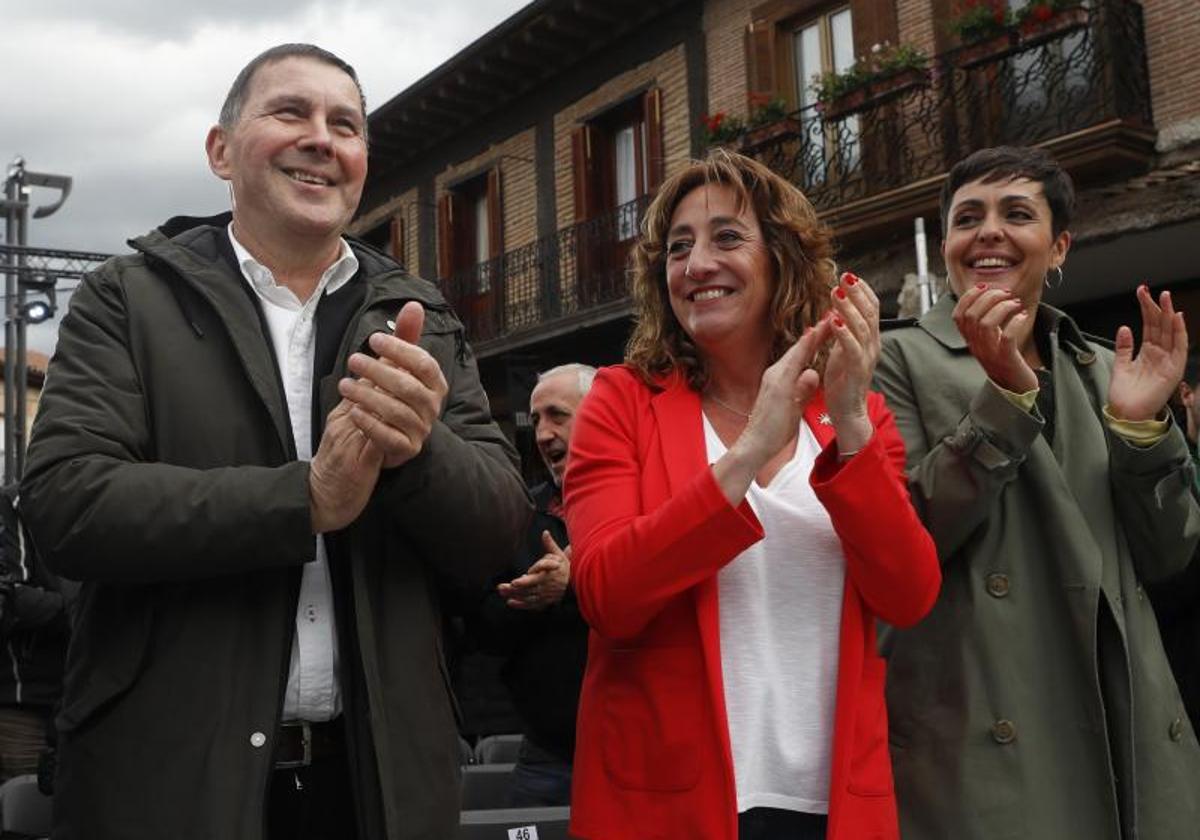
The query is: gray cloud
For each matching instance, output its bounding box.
[2,1,533,352]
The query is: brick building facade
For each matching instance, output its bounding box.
[354,0,1200,478]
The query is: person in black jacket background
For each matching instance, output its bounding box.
[471,364,595,806]
[0,485,73,787]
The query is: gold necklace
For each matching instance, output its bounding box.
[705,392,752,419]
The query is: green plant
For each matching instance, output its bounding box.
[698,111,745,146]
[946,0,1012,42]
[810,42,928,106]
[746,93,790,129]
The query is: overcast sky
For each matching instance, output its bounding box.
[1,0,531,352]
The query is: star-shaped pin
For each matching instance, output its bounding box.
[818,412,832,425]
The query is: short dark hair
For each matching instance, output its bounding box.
[940,146,1075,237]
[219,43,367,139]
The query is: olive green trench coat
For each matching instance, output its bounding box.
[874,296,1200,840]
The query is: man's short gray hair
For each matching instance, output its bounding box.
[218,43,368,141]
[537,363,597,397]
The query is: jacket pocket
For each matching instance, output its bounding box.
[57,586,152,732]
[847,655,895,797]
[602,645,703,792]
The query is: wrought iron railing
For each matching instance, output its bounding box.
[441,195,649,345]
[750,0,1150,210]
[442,1,1149,347]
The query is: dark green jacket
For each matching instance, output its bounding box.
[874,296,1200,840]
[21,216,531,840]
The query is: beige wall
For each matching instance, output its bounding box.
[1144,0,1200,148]
[350,187,422,276]
[704,0,755,124]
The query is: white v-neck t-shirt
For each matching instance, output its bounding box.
[704,412,845,815]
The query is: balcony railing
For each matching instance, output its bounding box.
[750,0,1150,218]
[441,195,649,348]
[442,0,1150,348]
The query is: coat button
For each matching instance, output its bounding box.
[986,573,1010,598]
[250,731,267,748]
[991,719,1017,744]
[1169,718,1185,742]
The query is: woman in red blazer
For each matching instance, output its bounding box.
[563,151,940,840]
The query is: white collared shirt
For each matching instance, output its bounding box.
[228,225,358,722]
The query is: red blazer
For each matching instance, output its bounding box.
[563,366,939,840]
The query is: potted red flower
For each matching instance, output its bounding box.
[947,0,1018,68]
[1017,1,1090,49]
[698,111,745,149]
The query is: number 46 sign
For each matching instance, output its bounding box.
[507,827,539,840]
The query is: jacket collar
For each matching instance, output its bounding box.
[916,293,966,350]
[131,214,295,452]
[917,291,1100,365]
[128,213,454,455]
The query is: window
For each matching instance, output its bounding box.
[746,1,899,182]
[436,167,503,337]
[569,88,664,307]
[791,6,860,183]
[436,168,502,288]
[571,89,663,238]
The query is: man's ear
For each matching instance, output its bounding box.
[206,124,232,181]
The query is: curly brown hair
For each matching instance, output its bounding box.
[625,149,837,391]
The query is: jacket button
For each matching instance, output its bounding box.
[986,573,1010,598]
[250,731,267,748]
[991,719,1017,744]
[1169,718,1185,742]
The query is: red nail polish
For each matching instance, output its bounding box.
[845,273,859,286]
[976,283,987,290]
[833,316,845,328]
[835,287,847,300]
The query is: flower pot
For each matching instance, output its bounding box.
[818,68,930,121]
[1019,6,1090,49]
[953,31,1019,69]
[739,118,803,154]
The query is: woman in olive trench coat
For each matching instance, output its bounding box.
[874,146,1200,840]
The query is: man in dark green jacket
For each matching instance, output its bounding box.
[20,43,530,840]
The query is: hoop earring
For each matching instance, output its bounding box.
[1044,265,1064,290]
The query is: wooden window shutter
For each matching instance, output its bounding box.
[849,0,899,62]
[486,168,503,259]
[389,213,405,266]
[642,87,665,193]
[571,124,597,224]
[744,19,778,106]
[436,193,455,279]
